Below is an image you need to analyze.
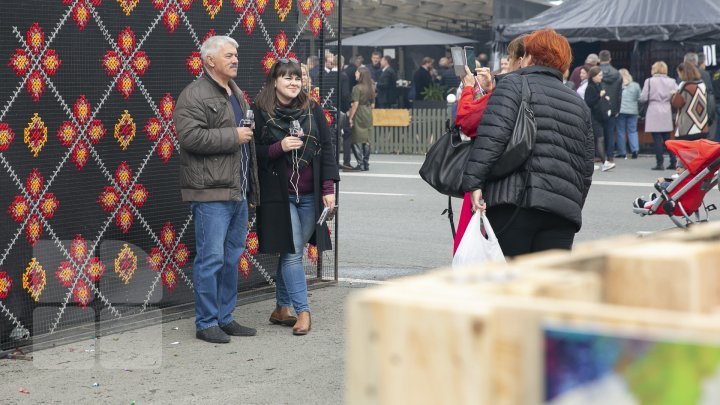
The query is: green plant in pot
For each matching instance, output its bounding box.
[421,83,447,101]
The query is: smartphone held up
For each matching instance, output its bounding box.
[451,46,478,78]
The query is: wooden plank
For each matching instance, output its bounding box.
[512,233,720,313]
[373,109,411,127]
[605,241,720,312]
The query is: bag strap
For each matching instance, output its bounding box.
[442,195,457,238]
[520,73,530,103]
[496,75,533,236]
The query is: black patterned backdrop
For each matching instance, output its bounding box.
[0,0,339,350]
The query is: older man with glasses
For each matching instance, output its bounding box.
[173,36,260,344]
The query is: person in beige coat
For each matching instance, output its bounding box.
[640,61,678,170]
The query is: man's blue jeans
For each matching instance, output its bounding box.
[191,200,248,331]
[616,113,639,154]
[276,193,316,314]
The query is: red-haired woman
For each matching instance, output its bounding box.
[462,28,595,257]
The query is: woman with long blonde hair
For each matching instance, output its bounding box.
[617,68,641,159]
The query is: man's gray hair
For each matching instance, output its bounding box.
[585,53,599,65]
[200,36,238,62]
[684,52,699,65]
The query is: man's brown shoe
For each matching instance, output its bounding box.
[269,306,297,326]
[292,312,311,336]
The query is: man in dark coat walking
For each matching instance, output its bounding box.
[376,55,397,108]
[599,50,623,160]
[412,57,435,101]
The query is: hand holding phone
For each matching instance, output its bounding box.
[317,205,338,225]
[464,46,477,71]
[451,47,466,77]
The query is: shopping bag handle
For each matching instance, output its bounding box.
[479,213,499,242]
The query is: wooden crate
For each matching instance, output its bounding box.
[346,281,720,405]
[511,228,720,313]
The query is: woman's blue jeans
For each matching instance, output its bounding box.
[276,193,316,314]
[616,113,639,154]
[191,200,248,331]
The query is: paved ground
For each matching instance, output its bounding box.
[2,154,718,404]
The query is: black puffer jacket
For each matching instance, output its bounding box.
[462,66,595,230]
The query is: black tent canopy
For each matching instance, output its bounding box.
[498,0,720,43]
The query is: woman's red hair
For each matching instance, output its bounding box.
[524,28,572,73]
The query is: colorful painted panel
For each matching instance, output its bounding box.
[545,326,720,404]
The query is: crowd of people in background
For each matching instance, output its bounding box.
[303,41,720,180]
[569,50,717,172]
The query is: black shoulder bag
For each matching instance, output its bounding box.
[639,78,650,119]
[488,75,536,180]
[419,119,473,238]
[419,119,472,199]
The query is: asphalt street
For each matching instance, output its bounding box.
[3,153,719,404]
[337,153,719,280]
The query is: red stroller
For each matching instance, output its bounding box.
[633,139,720,228]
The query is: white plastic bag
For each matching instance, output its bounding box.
[452,212,506,268]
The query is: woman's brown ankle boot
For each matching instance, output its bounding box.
[269,306,297,326]
[292,312,311,336]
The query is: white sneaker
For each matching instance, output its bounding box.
[594,164,601,170]
[601,161,616,172]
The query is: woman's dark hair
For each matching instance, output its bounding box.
[507,34,526,61]
[255,59,311,113]
[676,61,701,82]
[588,66,602,80]
[356,66,375,101]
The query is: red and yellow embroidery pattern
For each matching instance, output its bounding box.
[102,27,150,99]
[0,122,15,152]
[57,96,106,169]
[117,0,139,15]
[153,1,181,32]
[260,31,298,74]
[185,51,202,75]
[307,244,318,265]
[67,0,103,30]
[24,113,48,157]
[238,252,251,279]
[98,162,148,233]
[114,243,137,284]
[147,222,189,291]
[144,94,176,163]
[0,272,12,299]
[275,0,291,22]
[23,258,46,302]
[10,24,62,101]
[203,0,223,19]
[8,169,59,246]
[114,110,136,150]
[73,279,92,308]
[246,231,259,254]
